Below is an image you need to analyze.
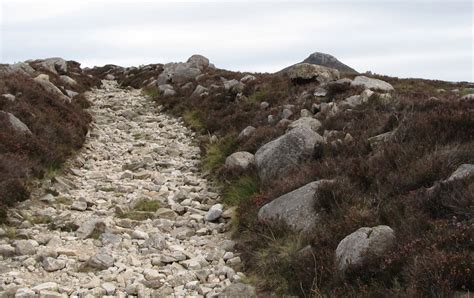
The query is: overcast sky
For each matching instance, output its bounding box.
[1,0,472,81]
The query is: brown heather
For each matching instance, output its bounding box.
[90,64,474,297]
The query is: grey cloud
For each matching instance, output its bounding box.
[1,0,472,81]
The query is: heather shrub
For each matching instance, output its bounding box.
[0,68,95,223]
[110,62,473,296]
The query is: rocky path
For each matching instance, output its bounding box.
[0,81,253,297]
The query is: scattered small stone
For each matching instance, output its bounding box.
[205,204,223,222]
[42,257,66,272]
[71,200,87,211]
[88,252,115,270]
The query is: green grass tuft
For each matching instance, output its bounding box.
[133,199,160,212]
[183,110,205,132]
[224,175,260,206]
[202,136,238,172]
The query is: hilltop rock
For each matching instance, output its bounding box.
[157,55,210,85]
[255,126,325,185]
[187,54,210,70]
[303,52,358,73]
[335,225,395,273]
[9,62,36,76]
[258,180,331,233]
[39,58,68,75]
[351,76,394,92]
[280,52,356,75]
[287,63,340,84]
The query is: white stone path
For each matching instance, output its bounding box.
[0,81,253,297]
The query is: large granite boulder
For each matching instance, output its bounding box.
[445,164,474,182]
[335,225,395,273]
[0,111,32,135]
[258,180,331,233]
[255,126,324,185]
[39,58,68,75]
[187,54,210,70]
[287,63,339,84]
[33,74,71,102]
[287,117,322,132]
[9,62,36,76]
[157,55,210,85]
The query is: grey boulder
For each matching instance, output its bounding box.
[0,111,32,135]
[205,204,223,222]
[42,257,66,272]
[219,283,256,297]
[287,63,340,84]
[240,74,257,83]
[258,180,331,233]
[33,74,70,102]
[223,79,245,93]
[9,62,36,76]
[446,164,474,182]
[351,76,394,92]
[40,58,68,75]
[76,219,105,239]
[59,75,77,87]
[225,151,255,171]
[88,252,115,269]
[237,126,256,140]
[255,126,324,184]
[187,54,210,70]
[287,117,322,132]
[335,225,395,273]
[191,85,208,97]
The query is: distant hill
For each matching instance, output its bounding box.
[281,52,358,74]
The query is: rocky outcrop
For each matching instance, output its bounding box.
[39,58,68,75]
[33,74,71,102]
[255,126,325,185]
[302,52,358,74]
[335,225,395,273]
[157,55,210,85]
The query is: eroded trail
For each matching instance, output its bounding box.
[0,81,253,297]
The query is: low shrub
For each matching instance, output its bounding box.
[0,66,96,223]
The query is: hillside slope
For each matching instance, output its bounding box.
[0,58,99,222]
[89,54,474,297]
